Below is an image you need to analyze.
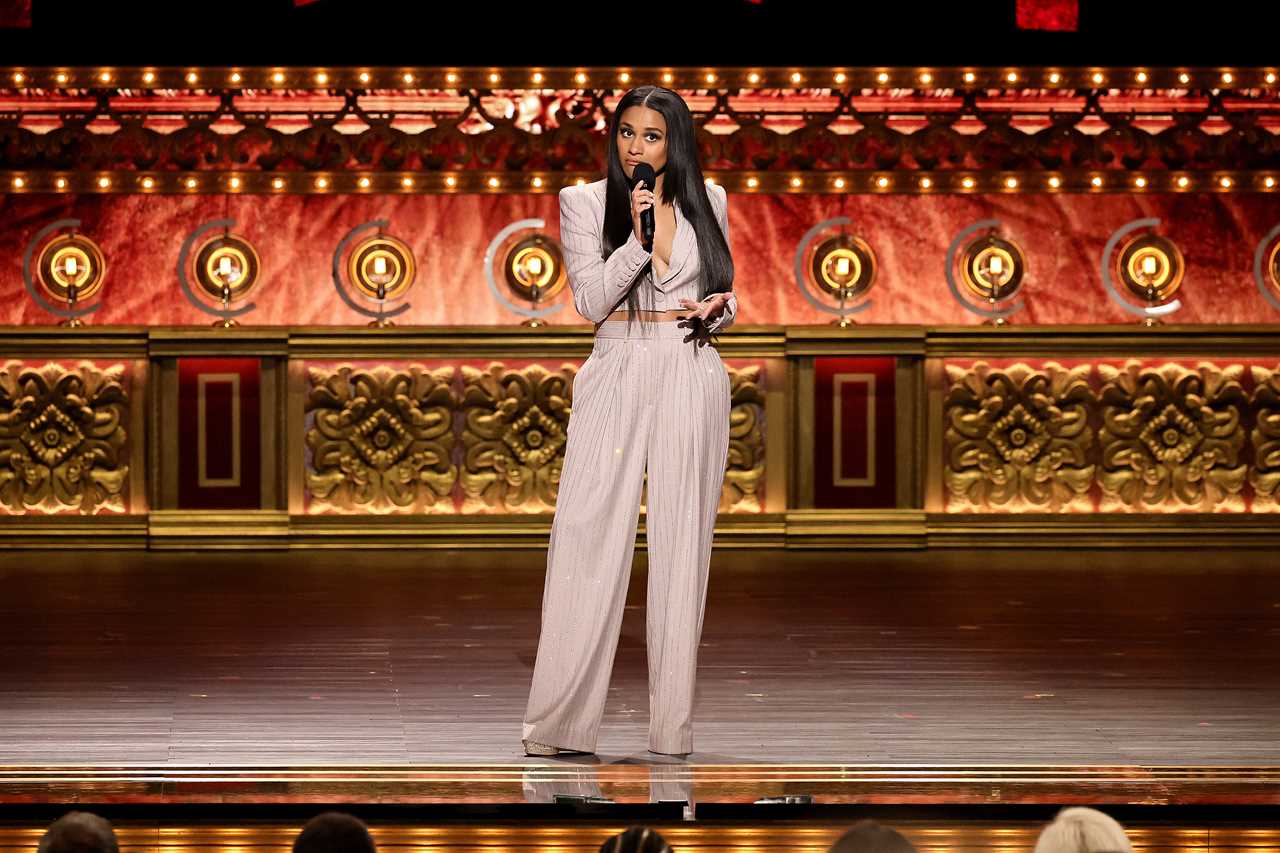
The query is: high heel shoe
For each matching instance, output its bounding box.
[523,738,560,756]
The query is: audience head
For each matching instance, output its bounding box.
[599,825,672,853]
[293,812,377,853]
[37,811,118,853]
[1035,807,1133,853]
[827,820,917,853]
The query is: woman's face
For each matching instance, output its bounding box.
[616,105,668,182]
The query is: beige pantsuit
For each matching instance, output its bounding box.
[522,178,738,755]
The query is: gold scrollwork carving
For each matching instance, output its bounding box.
[460,363,574,513]
[722,364,766,512]
[0,360,130,514]
[305,364,459,511]
[1099,361,1247,512]
[944,362,1095,511]
[1250,365,1280,510]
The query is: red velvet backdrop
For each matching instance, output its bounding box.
[3,192,1280,326]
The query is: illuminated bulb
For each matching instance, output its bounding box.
[920,72,931,84]
[315,72,328,85]
[359,72,371,84]
[746,176,759,188]
[55,72,67,84]
[1266,177,1276,188]
[65,257,78,277]
[834,72,846,84]
[1177,176,1189,187]
[1091,176,1103,187]
[141,177,154,189]
[619,72,630,83]
[444,175,457,187]
[1222,72,1233,84]
[1141,256,1157,276]
[833,177,846,189]
[748,72,760,84]
[790,71,801,84]
[1179,72,1190,84]
[1220,176,1232,188]
[446,72,458,83]
[12,177,24,188]
[358,176,371,188]
[219,256,233,278]
[55,177,67,189]
[272,177,285,189]
[1006,71,1018,83]
[919,177,932,189]
[877,72,889,84]
[989,255,1004,276]
[876,176,889,188]
[373,256,387,276]
[1048,72,1061,83]
[663,72,673,83]
[98,71,111,83]
[790,176,802,187]
[1092,72,1104,84]
[315,177,328,189]
[402,72,414,84]
[532,176,543,188]
[1135,177,1147,188]
[1268,73,1278,85]
[1005,177,1018,189]
[489,72,499,83]
[230,72,242,84]
[1136,71,1148,83]
[185,71,197,84]
[962,177,975,188]
[142,71,155,84]
[705,72,716,83]
[964,71,975,83]
[229,176,241,189]
[272,71,285,84]
[13,72,24,84]
[576,72,587,84]
[527,256,543,275]
[185,177,198,189]
[835,256,850,277]
[575,178,586,186]
[532,72,543,84]
[705,176,716,186]
[401,176,414,188]
[488,176,499,187]
[1048,176,1061,188]
[97,176,110,189]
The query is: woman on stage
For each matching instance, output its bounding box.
[521,85,737,757]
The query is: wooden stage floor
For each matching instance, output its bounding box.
[0,547,1278,805]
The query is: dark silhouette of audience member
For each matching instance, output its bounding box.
[1035,806,1134,853]
[599,825,673,852]
[293,812,377,853]
[37,811,119,853]
[827,819,917,853]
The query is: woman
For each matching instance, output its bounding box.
[521,86,737,757]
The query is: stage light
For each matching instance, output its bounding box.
[97,177,110,189]
[359,72,371,84]
[1267,177,1276,188]
[1091,176,1104,187]
[36,232,108,320]
[747,176,759,188]
[488,177,500,188]
[791,176,802,188]
[1136,71,1148,83]
[576,71,588,84]
[1005,177,1018,189]
[401,176,414,188]
[833,177,845,189]
[575,178,586,186]
[230,71,242,84]
[1222,72,1234,84]
[185,177,198,189]
[489,72,499,83]
[315,177,329,189]
[705,177,716,186]
[1269,73,1278,85]
[919,72,932,84]
[964,71,976,83]
[272,177,285,190]
[358,176,371,188]
[531,72,543,84]
[877,72,889,84]
[1179,72,1190,84]
[98,71,111,84]
[141,177,155,189]
[55,177,67,189]
[876,176,890,188]
[705,72,716,83]
[619,72,630,83]
[55,72,67,84]
[962,177,975,189]
[446,72,458,83]
[402,72,414,84]
[186,71,198,84]
[790,71,801,84]
[1006,71,1018,83]
[1177,176,1189,188]
[316,71,329,85]
[834,72,846,84]
[748,72,760,84]
[269,71,284,84]
[12,71,24,84]
[445,175,457,187]
[1116,232,1184,319]
[1135,177,1147,188]
[193,231,262,323]
[1092,72,1104,84]
[920,177,932,189]
[229,176,241,189]
[532,176,543,188]
[1048,72,1061,83]
[663,71,674,83]
[142,71,155,84]
[1220,176,1233,188]
[501,233,567,315]
[799,229,878,324]
[1048,176,1061,188]
[12,177,23,189]
[349,232,416,313]
[959,231,1026,323]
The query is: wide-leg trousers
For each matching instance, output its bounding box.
[521,318,732,755]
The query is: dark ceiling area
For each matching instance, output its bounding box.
[0,0,1276,69]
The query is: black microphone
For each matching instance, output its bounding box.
[632,162,656,247]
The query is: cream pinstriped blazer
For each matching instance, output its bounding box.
[556,178,738,332]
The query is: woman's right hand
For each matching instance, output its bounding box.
[630,180,655,246]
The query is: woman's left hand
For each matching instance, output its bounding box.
[679,294,729,325]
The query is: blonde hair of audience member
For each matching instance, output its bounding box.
[827,819,917,853]
[37,811,119,853]
[599,826,672,853]
[1035,806,1134,853]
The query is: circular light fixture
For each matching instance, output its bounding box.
[193,232,262,303]
[810,233,877,302]
[348,233,416,302]
[503,233,567,304]
[960,233,1026,303]
[1116,233,1184,303]
[37,232,107,304]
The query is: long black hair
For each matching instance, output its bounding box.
[600,86,734,333]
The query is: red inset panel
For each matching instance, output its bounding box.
[178,358,262,509]
[813,357,897,508]
[1016,0,1078,30]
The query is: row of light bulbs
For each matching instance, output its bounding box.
[4,67,1277,89]
[6,173,1277,193]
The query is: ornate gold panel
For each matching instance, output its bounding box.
[944,362,1095,511]
[460,363,574,513]
[722,364,766,512]
[1099,361,1247,512]
[1250,365,1280,511]
[305,364,459,512]
[0,360,130,514]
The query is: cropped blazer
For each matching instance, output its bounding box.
[556,178,738,332]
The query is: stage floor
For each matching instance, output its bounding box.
[1,546,1278,804]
